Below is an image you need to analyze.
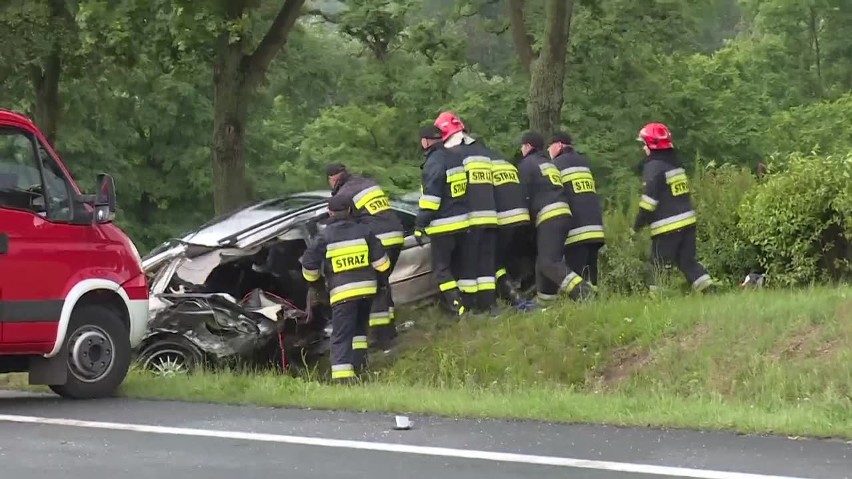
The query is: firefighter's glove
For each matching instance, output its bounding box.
[414,227,427,247]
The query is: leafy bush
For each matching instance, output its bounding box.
[598,208,649,295]
[738,152,852,285]
[691,161,760,285]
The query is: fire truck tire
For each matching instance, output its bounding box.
[49,304,131,399]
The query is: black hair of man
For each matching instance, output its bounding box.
[519,130,545,150]
[326,163,347,177]
[550,131,573,146]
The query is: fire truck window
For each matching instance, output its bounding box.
[35,142,73,222]
[0,129,44,214]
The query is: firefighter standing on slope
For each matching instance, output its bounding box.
[517,130,594,304]
[490,141,538,311]
[633,122,716,294]
[327,163,404,350]
[548,131,606,288]
[414,125,471,318]
[434,112,500,315]
[299,194,391,383]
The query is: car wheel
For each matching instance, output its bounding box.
[138,336,203,377]
[49,304,131,400]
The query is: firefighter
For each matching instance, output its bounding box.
[548,131,606,288]
[433,112,499,315]
[491,145,537,311]
[326,163,404,350]
[415,125,471,317]
[299,194,391,382]
[517,130,594,304]
[633,122,716,294]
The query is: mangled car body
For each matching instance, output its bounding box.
[138,191,439,374]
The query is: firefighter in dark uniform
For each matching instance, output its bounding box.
[517,131,594,304]
[327,164,403,350]
[299,194,391,382]
[491,151,537,311]
[633,122,716,293]
[548,131,606,288]
[434,112,499,315]
[414,125,471,317]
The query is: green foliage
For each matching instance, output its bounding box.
[691,162,760,285]
[760,93,852,158]
[738,152,852,285]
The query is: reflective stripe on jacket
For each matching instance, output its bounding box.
[633,150,697,237]
[517,149,572,227]
[415,145,470,236]
[552,148,605,245]
[333,174,405,247]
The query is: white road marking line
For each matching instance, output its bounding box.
[0,414,811,479]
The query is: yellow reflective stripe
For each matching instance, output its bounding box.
[650,216,696,236]
[325,245,369,258]
[330,287,377,304]
[649,211,696,236]
[369,311,391,326]
[458,279,478,293]
[439,280,458,292]
[565,225,605,245]
[377,231,405,246]
[496,268,507,279]
[426,215,470,235]
[666,173,688,184]
[352,335,368,350]
[562,171,594,183]
[497,212,530,226]
[561,272,583,293]
[477,276,496,290]
[536,207,571,226]
[354,188,386,209]
[302,267,320,282]
[332,364,355,379]
[372,254,390,272]
[446,172,467,183]
[419,194,441,210]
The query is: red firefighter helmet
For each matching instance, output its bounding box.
[434,112,465,141]
[637,122,674,150]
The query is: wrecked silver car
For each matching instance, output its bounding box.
[138,191,438,375]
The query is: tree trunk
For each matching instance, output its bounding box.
[527,0,574,139]
[30,51,61,144]
[212,38,251,215]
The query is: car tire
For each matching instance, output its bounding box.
[49,304,131,400]
[137,336,203,377]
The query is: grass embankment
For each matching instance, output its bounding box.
[5,287,852,439]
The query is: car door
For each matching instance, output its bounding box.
[388,203,437,305]
[0,126,92,352]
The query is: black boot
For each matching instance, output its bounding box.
[440,289,467,319]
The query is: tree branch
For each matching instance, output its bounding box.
[246,0,307,86]
[507,0,535,74]
[541,0,573,65]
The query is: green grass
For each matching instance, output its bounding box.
[4,286,852,439]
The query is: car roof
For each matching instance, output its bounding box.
[180,192,332,247]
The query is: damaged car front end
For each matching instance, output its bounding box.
[137,192,436,375]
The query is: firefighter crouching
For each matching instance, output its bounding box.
[517,131,594,304]
[299,194,391,382]
[633,122,717,294]
[548,131,606,288]
[415,125,471,318]
[434,112,499,315]
[326,163,404,350]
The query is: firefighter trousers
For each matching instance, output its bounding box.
[468,227,497,311]
[495,225,524,303]
[430,230,473,315]
[330,297,372,381]
[369,246,400,348]
[564,241,603,286]
[648,226,713,291]
[535,216,587,301]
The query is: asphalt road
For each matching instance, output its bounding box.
[0,390,849,479]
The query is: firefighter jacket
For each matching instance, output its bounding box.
[552,148,605,245]
[415,144,471,236]
[444,133,498,228]
[300,218,391,306]
[332,174,405,248]
[633,149,697,237]
[517,149,572,227]
[492,159,530,228]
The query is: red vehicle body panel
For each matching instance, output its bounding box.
[0,109,146,355]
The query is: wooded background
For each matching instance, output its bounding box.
[2,0,850,288]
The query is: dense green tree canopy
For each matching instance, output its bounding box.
[2,0,850,267]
